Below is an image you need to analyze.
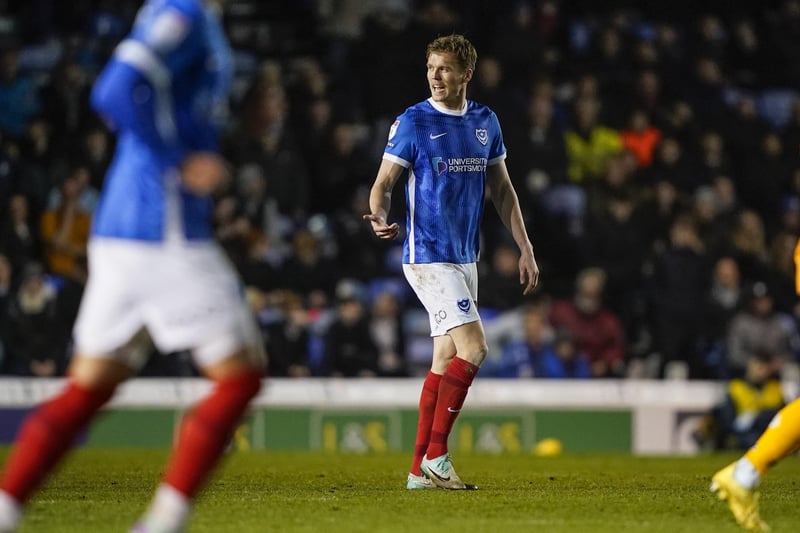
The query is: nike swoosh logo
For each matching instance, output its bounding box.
[427,467,450,482]
[429,132,448,139]
[447,407,460,413]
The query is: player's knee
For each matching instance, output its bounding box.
[473,344,489,365]
[69,356,133,389]
[460,344,488,366]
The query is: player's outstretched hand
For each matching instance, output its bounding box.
[363,214,399,240]
[180,152,230,195]
[519,252,539,295]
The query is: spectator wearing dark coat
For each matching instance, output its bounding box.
[323,293,378,377]
[648,215,710,378]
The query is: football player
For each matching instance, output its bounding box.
[364,34,539,490]
[0,2,264,532]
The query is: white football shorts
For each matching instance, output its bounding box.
[73,238,263,369]
[402,262,480,337]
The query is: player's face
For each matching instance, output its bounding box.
[426,52,473,110]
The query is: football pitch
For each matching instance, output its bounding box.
[1,449,798,532]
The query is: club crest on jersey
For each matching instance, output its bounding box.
[475,129,488,146]
[457,299,471,313]
[388,120,400,140]
[432,156,447,175]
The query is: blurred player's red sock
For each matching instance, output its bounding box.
[410,371,442,476]
[426,357,479,459]
[163,372,261,498]
[0,382,114,503]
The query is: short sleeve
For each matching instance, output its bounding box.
[487,111,507,165]
[141,8,192,55]
[127,0,202,71]
[383,111,416,168]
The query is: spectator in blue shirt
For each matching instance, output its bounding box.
[490,304,591,379]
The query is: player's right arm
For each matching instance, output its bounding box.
[91,1,227,194]
[90,1,199,148]
[363,159,404,240]
[90,47,166,148]
[364,112,415,239]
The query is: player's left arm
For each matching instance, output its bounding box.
[487,160,539,294]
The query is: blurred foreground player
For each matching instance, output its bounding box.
[710,239,800,532]
[0,1,264,532]
[364,34,539,490]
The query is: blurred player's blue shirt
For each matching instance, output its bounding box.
[384,98,506,264]
[90,0,232,241]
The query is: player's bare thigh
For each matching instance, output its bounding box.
[69,336,263,389]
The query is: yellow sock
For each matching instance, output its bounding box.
[745,398,800,475]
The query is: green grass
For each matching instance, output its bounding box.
[1,449,798,532]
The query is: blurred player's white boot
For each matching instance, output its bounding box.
[406,473,434,490]
[0,491,20,533]
[131,485,190,533]
[420,453,467,490]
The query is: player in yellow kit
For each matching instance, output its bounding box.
[709,239,800,532]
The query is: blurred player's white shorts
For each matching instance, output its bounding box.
[402,262,480,337]
[73,237,263,369]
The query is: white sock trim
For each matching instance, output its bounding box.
[142,484,190,531]
[733,457,761,490]
[0,491,21,531]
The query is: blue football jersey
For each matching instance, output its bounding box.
[90,0,232,241]
[384,98,506,264]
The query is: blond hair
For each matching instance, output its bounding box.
[426,34,477,72]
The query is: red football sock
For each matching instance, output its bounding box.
[426,356,479,459]
[163,372,261,498]
[410,371,442,476]
[0,382,115,504]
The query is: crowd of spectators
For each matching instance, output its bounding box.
[1,0,799,380]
